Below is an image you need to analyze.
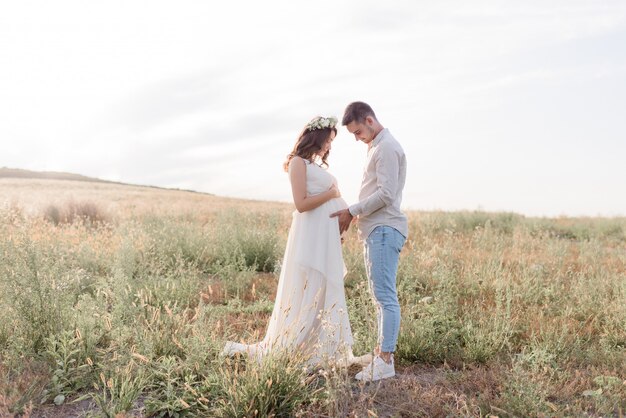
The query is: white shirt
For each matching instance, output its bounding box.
[348,128,408,240]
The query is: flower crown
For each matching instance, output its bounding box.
[306,116,338,132]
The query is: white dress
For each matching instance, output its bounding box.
[223,159,354,366]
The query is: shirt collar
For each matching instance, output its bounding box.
[370,128,387,148]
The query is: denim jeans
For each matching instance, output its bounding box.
[364,226,406,353]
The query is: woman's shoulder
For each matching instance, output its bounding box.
[288,156,308,174]
[290,156,310,167]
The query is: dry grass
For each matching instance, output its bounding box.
[1,178,625,417]
[0,178,291,221]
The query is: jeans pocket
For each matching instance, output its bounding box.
[367,226,384,246]
[393,230,406,253]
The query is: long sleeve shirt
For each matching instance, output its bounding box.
[348,128,408,240]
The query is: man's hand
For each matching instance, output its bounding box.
[330,208,354,234]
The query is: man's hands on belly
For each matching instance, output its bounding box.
[330,209,354,234]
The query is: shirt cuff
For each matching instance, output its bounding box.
[348,204,360,217]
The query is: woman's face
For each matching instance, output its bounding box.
[319,130,336,157]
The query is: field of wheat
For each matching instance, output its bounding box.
[1,178,625,417]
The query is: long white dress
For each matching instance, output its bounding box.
[223,159,354,366]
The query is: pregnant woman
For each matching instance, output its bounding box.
[222,116,354,367]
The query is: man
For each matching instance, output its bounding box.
[331,101,408,382]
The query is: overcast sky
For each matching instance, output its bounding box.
[1,0,625,217]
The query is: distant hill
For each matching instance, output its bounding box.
[0,167,123,184]
[0,167,209,195]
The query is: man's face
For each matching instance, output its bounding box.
[346,118,375,144]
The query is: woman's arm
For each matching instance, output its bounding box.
[289,157,340,213]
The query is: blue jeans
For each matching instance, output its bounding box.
[364,226,406,353]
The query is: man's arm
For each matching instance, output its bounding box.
[349,145,400,217]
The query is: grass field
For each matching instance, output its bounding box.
[1,177,625,417]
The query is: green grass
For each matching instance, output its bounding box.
[0,206,625,416]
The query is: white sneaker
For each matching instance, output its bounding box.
[355,355,395,382]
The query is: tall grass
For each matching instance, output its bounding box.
[0,204,624,416]
[43,200,110,225]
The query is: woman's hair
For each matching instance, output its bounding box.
[283,124,336,172]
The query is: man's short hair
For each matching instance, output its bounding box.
[342,101,377,126]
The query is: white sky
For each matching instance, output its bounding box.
[1,0,625,217]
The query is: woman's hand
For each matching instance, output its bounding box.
[328,184,341,198]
